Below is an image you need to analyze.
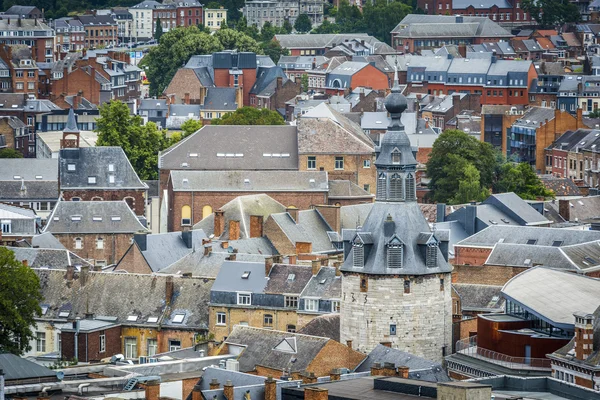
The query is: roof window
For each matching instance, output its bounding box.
[127,315,138,322]
[242,271,251,279]
[172,313,185,323]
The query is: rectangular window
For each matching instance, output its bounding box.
[335,156,344,170]
[147,339,158,356]
[363,184,370,192]
[169,339,181,351]
[1,220,11,234]
[307,156,316,169]
[363,159,371,168]
[390,324,397,335]
[237,292,251,305]
[217,312,226,325]
[404,280,411,294]
[332,300,340,313]
[125,337,137,359]
[99,332,106,352]
[264,314,273,326]
[285,295,298,308]
[36,332,46,352]
[305,298,318,311]
[27,82,34,90]
[88,176,96,184]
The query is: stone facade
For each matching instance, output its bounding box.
[340,272,452,362]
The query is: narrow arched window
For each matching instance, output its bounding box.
[389,173,403,201]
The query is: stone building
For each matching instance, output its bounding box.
[243,0,324,29]
[339,71,453,362]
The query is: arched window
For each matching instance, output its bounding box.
[75,237,82,249]
[263,314,273,327]
[405,173,416,201]
[427,242,438,268]
[202,205,212,220]
[392,148,401,164]
[376,172,386,199]
[181,205,192,226]
[91,196,103,201]
[389,173,403,201]
[353,241,364,268]
[387,237,403,268]
[96,237,104,249]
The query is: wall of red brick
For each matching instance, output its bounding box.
[350,65,389,91]
[51,67,101,105]
[61,325,121,362]
[61,189,146,216]
[163,68,203,104]
[453,246,493,268]
[54,232,135,266]
[116,243,153,274]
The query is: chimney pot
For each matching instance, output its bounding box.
[286,207,299,223]
[214,209,225,237]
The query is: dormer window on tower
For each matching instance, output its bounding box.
[387,236,404,268]
[352,241,364,268]
[426,241,438,268]
[377,172,386,199]
[392,148,401,164]
[405,173,416,201]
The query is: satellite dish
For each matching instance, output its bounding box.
[227,246,234,253]
[56,371,65,380]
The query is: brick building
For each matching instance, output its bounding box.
[249,68,302,110]
[175,0,204,28]
[545,127,600,186]
[0,18,54,63]
[0,45,39,95]
[42,201,148,267]
[416,0,533,28]
[274,34,395,57]
[325,61,389,92]
[60,319,122,363]
[77,14,118,49]
[0,116,29,156]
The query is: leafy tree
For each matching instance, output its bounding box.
[0,148,23,158]
[426,130,496,203]
[294,13,313,33]
[362,0,412,44]
[336,0,365,33]
[260,21,277,42]
[494,162,554,200]
[282,19,294,34]
[95,100,171,180]
[154,18,163,41]
[262,40,289,64]
[589,109,600,118]
[521,0,580,27]
[301,73,309,92]
[312,19,340,34]
[0,247,42,355]
[214,28,261,52]
[451,163,490,204]
[212,107,285,125]
[180,118,202,138]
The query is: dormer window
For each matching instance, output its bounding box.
[426,242,438,268]
[387,237,403,268]
[392,148,401,164]
[352,241,364,268]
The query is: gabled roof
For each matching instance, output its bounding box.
[300,266,341,299]
[0,203,36,220]
[0,181,58,201]
[269,209,335,253]
[159,125,298,171]
[484,242,570,269]
[457,225,600,247]
[297,313,340,341]
[392,15,512,39]
[250,66,288,96]
[59,147,146,190]
[131,230,208,272]
[265,263,314,294]
[210,261,268,293]
[8,247,93,269]
[274,33,383,50]
[328,180,374,199]
[0,353,56,381]
[43,201,148,234]
[31,232,67,250]
[202,87,237,110]
[453,283,504,312]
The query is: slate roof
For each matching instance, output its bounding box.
[202,87,238,110]
[545,196,600,223]
[198,367,269,391]
[300,266,341,299]
[170,170,328,192]
[502,267,600,328]
[452,0,511,8]
[31,232,67,250]
[550,305,600,368]
[297,313,340,341]
[275,33,383,50]
[76,14,117,26]
[223,325,333,373]
[210,261,268,293]
[265,264,314,294]
[35,269,212,329]
[511,107,556,130]
[159,125,298,171]
[194,194,286,239]
[144,180,159,197]
[392,15,512,39]
[0,203,36,220]
[0,353,56,381]
[453,284,504,312]
[0,159,57,181]
[328,181,374,200]
[269,209,335,253]
[457,225,600,247]
[8,247,93,269]
[355,344,449,383]
[59,147,146,190]
[539,177,581,197]
[484,243,571,270]
[0,181,59,201]
[43,201,148,234]
[250,66,288,96]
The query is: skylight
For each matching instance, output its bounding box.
[526,239,537,245]
[172,313,185,323]
[111,216,121,221]
[41,305,48,315]
[287,273,295,281]
[58,310,70,318]
[242,271,251,279]
[552,241,563,247]
[147,316,158,323]
[127,315,138,322]
[71,216,81,221]
[93,216,102,221]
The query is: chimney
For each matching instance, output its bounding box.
[192,385,202,400]
[223,380,234,400]
[436,203,446,222]
[37,392,50,400]
[277,76,283,89]
[458,44,467,58]
[22,259,28,267]
[465,204,477,236]
[265,256,274,276]
[311,259,321,276]
[455,15,463,23]
[559,199,570,221]
[382,362,396,377]
[296,241,312,254]
[209,379,220,390]
[329,369,341,381]
[80,265,89,286]
[371,362,383,376]
[287,207,299,223]
[574,312,595,360]
[204,245,212,256]
[184,92,190,104]
[214,209,225,237]
[229,220,240,241]
[182,227,193,249]
[397,366,409,379]
[304,387,328,400]
[289,255,297,264]
[312,57,317,69]
[264,376,277,400]
[221,240,229,249]
[165,276,174,305]
[273,255,283,264]
[380,341,392,348]
[302,372,318,384]
[66,265,74,281]
[250,215,264,238]
[144,380,160,400]
[346,339,353,348]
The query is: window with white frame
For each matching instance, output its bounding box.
[147,339,158,356]
[75,237,83,249]
[305,298,318,311]
[285,295,298,308]
[1,220,11,234]
[36,331,46,352]
[217,312,226,325]
[335,156,344,170]
[125,337,137,359]
[237,292,251,305]
[99,332,106,352]
[169,339,181,351]
[96,237,104,249]
[332,300,340,313]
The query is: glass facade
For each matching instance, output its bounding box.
[506,300,571,337]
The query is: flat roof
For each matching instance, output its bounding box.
[37,130,98,153]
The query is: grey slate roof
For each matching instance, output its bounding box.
[328,180,373,199]
[169,104,201,119]
[297,313,340,341]
[270,209,335,253]
[43,201,148,234]
[210,261,268,293]
[275,33,383,50]
[31,232,66,250]
[59,147,146,190]
[484,243,571,270]
[300,266,341,299]
[265,264,314,294]
[0,181,59,201]
[202,87,238,110]
[0,353,56,381]
[170,170,329,192]
[453,284,504,312]
[8,247,93,269]
[131,230,208,272]
[35,269,212,329]
[392,15,513,39]
[251,66,288,96]
[159,125,298,171]
[198,367,269,391]
[512,107,556,130]
[452,0,512,8]
[355,344,450,383]
[457,225,600,247]
[0,159,57,181]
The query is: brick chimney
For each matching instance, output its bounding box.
[250,215,263,238]
[204,245,212,257]
[66,265,74,281]
[574,312,595,360]
[184,92,190,104]
[329,369,341,381]
[397,366,409,379]
[371,362,383,376]
[214,209,225,237]
[382,362,396,376]
[311,259,320,276]
[559,199,571,221]
[80,265,90,286]
[165,276,174,305]
[346,339,353,349]
[192,384,202,400]
[287,207,299,223]
[304,387,328,400]
[144,380,160,400]
[277,76,283,89]
[223,380,234,400]
[209,379,220,390]
[296,241,312,254]
[229,220,240,241]
[302,372,318,384]
[265,256,274,276]
[264,376,277,400]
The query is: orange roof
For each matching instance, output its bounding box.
[536,37,555,50]
[536,29,558,37]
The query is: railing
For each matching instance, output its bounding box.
[455,336,551,370]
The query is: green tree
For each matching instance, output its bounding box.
[589,109,600,118]
[0,148,23,158]
[426,130,496,203]
[301,73,309,92]
[260,21,276,42]
[154,18,163,41]
[362,0,412,43]
[336,0,365,33]
[0,247,42,355]
[282,19,294,34]
[214,28,261,52]
[451,163,490,204]
[312,19,340,34]
[521,0,580,27]
[262,40,289,64]
[212,107,285,125]
[95,101,171,180]
[180,118,203,138]
[494,162,554,200]
[294,13,313,33]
